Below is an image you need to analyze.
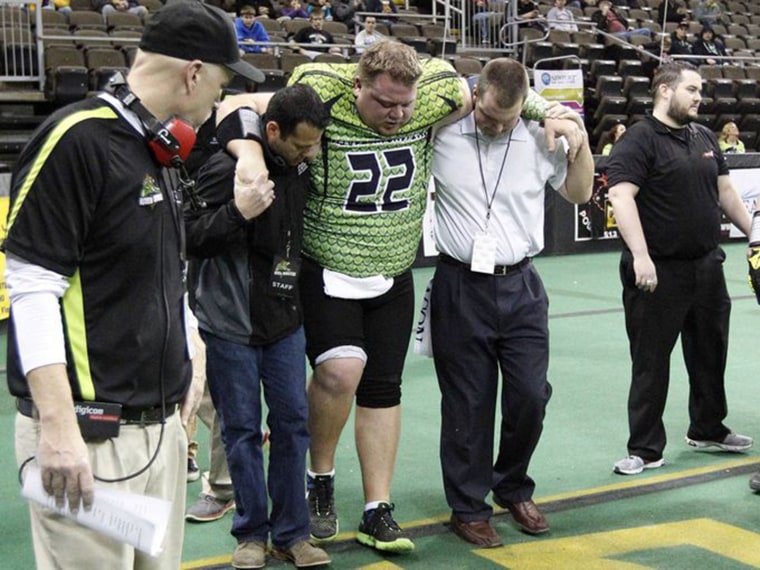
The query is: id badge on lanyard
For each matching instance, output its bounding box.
[471,232,497,274]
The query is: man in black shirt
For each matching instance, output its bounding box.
[291,8,343,56]
[5,2,263,567]
[606,62,753,476]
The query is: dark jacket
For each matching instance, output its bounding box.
[670,31,693,56]
[692,33,727,60]
[185,143,310,346]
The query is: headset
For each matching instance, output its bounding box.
[107,72,205,210]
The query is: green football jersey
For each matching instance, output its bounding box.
[289,58,464,278]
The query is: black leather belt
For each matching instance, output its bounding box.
[439,254,530,276]
[16,398,176,425]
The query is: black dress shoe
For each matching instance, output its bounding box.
[449,514,502,547]
[503,500,549,535]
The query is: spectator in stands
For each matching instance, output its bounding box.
[39,0,72,22]
[718,121,745,153]
[638,35,673,76]
[547,0,578,32]
[332,0,363,31]
[365,0,398,17]
[694,0,725,27]
[236,4,272,53]
[658,0,689,25]
[92,0,147,23]
[472,0,506,45]
[354,15,385,53]
[307,0,334,20]
[597,122,626,154]
[516,0,546,31]
[670,21,693,59]
[592,0,651,41]
[280,0,310,19]
[237,0,279,18]
[290,8,343,56]
[691,25,726,65]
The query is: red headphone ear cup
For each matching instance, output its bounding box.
[147,118,197,167]
[167,118,197,163]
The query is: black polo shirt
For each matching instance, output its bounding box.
[5,96,191,408]
[606,114,728,260]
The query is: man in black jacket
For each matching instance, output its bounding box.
[185,84,332,570]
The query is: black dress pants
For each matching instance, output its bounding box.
[620,247,731,462]
[431,258,551,521]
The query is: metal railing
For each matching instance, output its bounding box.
[1,0,44,89]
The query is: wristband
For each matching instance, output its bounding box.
[216,107,263,149]
[750,210,760,247]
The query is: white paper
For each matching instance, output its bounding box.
[21,464,171,557]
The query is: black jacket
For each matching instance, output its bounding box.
[185,143,310,346]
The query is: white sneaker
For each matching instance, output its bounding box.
[613,455,665,475]
[685,432,753,452]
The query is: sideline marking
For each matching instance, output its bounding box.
[478,518,760,568]
[181,457,760,569]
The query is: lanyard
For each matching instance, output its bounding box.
[474,127,512,231]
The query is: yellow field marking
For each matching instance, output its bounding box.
[477,518,760,569]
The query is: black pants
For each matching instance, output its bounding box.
[431,258,551,521]
[620,247,731,462]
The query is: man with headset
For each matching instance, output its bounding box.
[4,2,264,568]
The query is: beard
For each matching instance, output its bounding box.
[666,100,697,127]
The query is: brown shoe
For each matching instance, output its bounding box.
[271,540,331,567]
[449,514,502,547]
[232,541,266,569]
[503,500,549,535]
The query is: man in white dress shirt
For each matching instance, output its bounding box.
[430,57,593,548]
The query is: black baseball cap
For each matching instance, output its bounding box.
[139,0,264,83]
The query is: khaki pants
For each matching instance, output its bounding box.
[186,327,233,500]
[16,412,187,570]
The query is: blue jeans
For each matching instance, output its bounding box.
[203,328,310,548]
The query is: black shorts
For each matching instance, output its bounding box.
[300,257,415,381]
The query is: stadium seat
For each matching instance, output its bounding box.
[44,45,88,103]
[739,131,756,151]
[594,75,624,97]
[322,20,349,36]
[68,11,107,32]
[739,114,760,133]
[592,113,628,141]
[692,113,717,130]
[242,53,286,92]
[589,59,617,82]
[617,59,644,79]
[452,56,483,77]
[85,47,127,90]
[256,17,283,34]
[623,75,650,99]
[389,23,421,37]
[626,95,653,115]
[593,96,627,122]
[279,52,310,76]
[105,12,143,30]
